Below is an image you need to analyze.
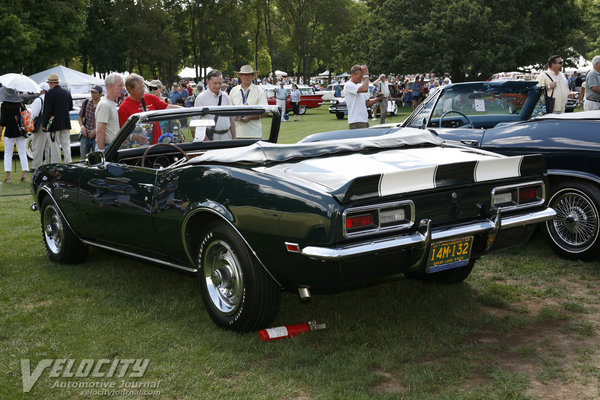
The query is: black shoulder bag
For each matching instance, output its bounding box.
[33,97,44,132]
[544,72,555,114]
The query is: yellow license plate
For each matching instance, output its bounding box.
[427,236,473,273]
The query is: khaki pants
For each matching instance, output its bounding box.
[349,122,369,129]
[31,128,51,170]
[49,129,72,164]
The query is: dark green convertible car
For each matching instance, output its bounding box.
[31,105,555,332]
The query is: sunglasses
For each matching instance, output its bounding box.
[555,60,563,64]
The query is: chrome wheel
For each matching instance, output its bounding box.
[202,239,244,315]
[550,189,598,251]
[43,204,64,255]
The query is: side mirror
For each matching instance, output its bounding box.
[86,151,105,168]
[421,118,427,129]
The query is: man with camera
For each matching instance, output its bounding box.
[372,74,391,124]
[343,64,383,129]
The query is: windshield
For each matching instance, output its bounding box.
[404,81,541,129]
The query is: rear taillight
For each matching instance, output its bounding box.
[346,213,374,229]
[343,201,414,238]
[492,181,545,211]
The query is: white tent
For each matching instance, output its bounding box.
[29,65,105,94]
[274,70,287,77]
[317,70,330,77]
[178,66,213,79]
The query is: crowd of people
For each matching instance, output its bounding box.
[2,55,600,183]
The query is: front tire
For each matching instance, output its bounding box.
[197,221,281,332]
[40,196,88,263]
[298,106,306,115]
[543,182,600,260]
[336,112,345,120]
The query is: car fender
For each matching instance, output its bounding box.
[547,169,600,186]
[180,201,282,286]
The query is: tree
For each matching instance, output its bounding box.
[275,0,356,81]
[364,0,583,81]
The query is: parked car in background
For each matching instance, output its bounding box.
[303,81,600,261]
[31,105,554,332]
[263,84,324,114]
[329,84,397,119]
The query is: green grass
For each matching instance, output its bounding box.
[2,106,600,399]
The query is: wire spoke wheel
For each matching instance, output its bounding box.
[552,192,597,247]
[544,183,600,260]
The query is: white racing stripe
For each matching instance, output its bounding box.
[379,166,437,196]
[474,156,523,182]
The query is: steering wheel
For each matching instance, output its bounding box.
[141,142,189,168]
[439,110,474,129]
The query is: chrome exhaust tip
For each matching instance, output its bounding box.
[298,287,311,303]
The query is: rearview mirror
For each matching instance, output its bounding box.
[86,151,105,168]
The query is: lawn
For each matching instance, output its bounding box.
[2,106,600,400]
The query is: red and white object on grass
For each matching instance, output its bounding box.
[258,321,326,341]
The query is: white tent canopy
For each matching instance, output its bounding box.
[317,70,330,77]
[274,70,287,77]
[29,65,105,94]
[178,66,213,79]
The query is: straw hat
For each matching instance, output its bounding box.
[235,65,258,76]
[47,73,59,83]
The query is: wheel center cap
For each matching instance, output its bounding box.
[211,269,223,286]
[565,212,579,230]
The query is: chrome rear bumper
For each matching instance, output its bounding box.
[301,208,556,261]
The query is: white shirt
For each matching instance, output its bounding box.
[194,90,232,131]
[536,69,569,113]
[95,97,119,144]
[31,94,45,119]
[229,83,268,138]
[342,80,369,124]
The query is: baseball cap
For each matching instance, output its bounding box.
[91,85,103,94]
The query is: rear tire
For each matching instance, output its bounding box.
[543,181,600,260]
[298,106,306,115]
[197,221,281,332]
[40,196,88,263]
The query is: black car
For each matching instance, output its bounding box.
[302,81,600,260]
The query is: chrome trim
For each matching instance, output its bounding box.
[301,208,556,261]
[81,240,197,273]
[342,200,415,238]
[491,180,546,211]
[180,206,282,286]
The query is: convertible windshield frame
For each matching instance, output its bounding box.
[105,105,281,162]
